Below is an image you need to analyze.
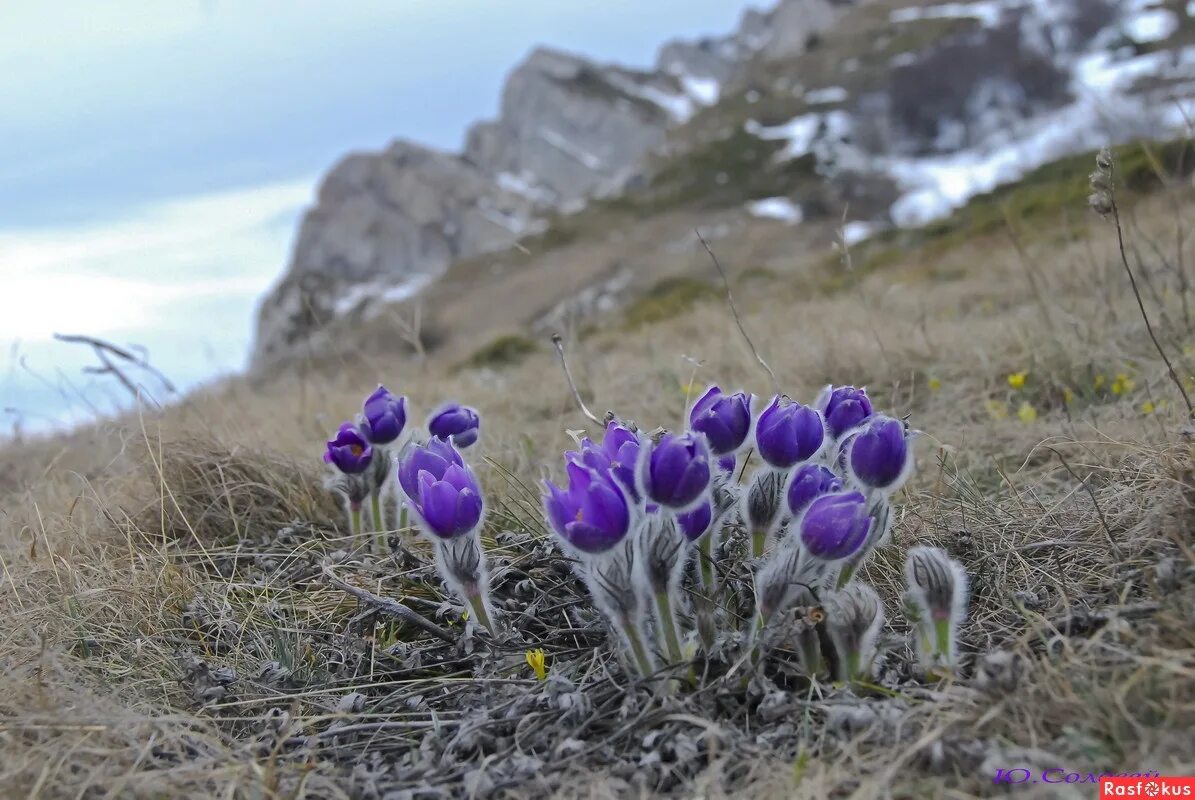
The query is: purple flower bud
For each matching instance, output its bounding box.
[398,438,483,538]
[717,454,737,476]
[848,415,914,492]
[820,385,874,440]
[324,422,373,474]
[689,386,753,456]
[567,422,642,503]
[544,462,632,554]
[360,385,407,444]
[755,396,826,469]
[639,432,712,510]
[676,500,714,542]
[800,491,872,561]
[786,463,843,517]
[427,403,481,448]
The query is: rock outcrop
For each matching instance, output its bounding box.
[251,0,847,369]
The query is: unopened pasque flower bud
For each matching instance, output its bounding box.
[799,491,872,562]
[786,463,843,518]
[817,385,874,440]
[637,432,712,511]
[848,415,914,493]
[904,546,969,672]
[427,402,481,448]
[360,385,407,445]
[689,386,753,456]
[755,396,826,469]
[825,582,885,682]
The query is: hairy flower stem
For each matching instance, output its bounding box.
[748,609,769,667]
[398,503,409,534]
[695,535,717,650]
[835,563,856,590]
[350,502,363,539]
[370,492,386,554]
[619,615,654,679]
[751,530,766,559]
[653,590,684,664]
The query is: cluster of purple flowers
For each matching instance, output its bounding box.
[541,383,936,681]
[322,387,494,633]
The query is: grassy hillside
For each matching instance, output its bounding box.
[1,141,1193,797]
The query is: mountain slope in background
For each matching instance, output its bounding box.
[252,0,1195,370]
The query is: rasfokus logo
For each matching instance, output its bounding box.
[1100,777,1195,798]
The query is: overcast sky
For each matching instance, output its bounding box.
[0,1,762,433]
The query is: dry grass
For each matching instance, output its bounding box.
[3,167,1195,798]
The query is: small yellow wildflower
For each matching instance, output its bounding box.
[1062,387,1075,405]
[1111,373,1134,395]
[525,648,547,681]
[1094,374,1107,391]
[1017,402,1037,423]
[1007,372,1027,390]
[928,377,941,391]
[985,399,1008,421]
[1141,400,1156,414]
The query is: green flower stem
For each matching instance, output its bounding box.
[349,503,362,539]
[398,503,409,534]
[620,616,654,679]
[844,649,862,682]
[466,589,497,637]
[653,590,684,664]
[751,530,767,559]
[697,534,715,593]
[370,492,386,554]
[836,563,856,589]
[933,617,952,663]
[748,609,770,667]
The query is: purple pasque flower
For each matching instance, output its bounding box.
[324,422,373,474]
[638,432,712,511]
[755,395,826,469]
[360,385,408,445]
[427,402,481,448]
[689,386,753,456]
[398,438,484,539]
[848,415,914,492]
[717,454,737,476]
[787,463,844,518]
[544,462,632,554]
[676,500,714,542]
[800,491,872,561]
[567,422,642,503]
[818,385,874,440]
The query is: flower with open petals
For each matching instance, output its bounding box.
[398,438,483,538]
[799,491,872,561]
[786,463,843,518]
[755,396,825,469]
[819,385,874,440]
[567,422,642,502]
[638,432,712,511]
[544,462,632,554]
[689,386,753,456]
[427,403,481,448]
[360,385,407,444]
[848,415,914,492]
[324,423,373,474]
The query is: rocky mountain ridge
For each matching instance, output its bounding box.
[253,0,1195,370]
[251,0,842,368]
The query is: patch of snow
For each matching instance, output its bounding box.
[1125,9,1179,43]
[885,44,1195,227]
[682,75,721,106]
[746,197,803,223]
[890,1,1006,28]
[841,221,878,246]
[478,205,527,235]
[606,73,697,123]
[891,52,919,67]
[746,89,761,103]
[805,86,849,105]
[334,274,435,316]
[496,171,556,205]
[537,128,605,171]
[745,110,853,160]
[1188,0,1195,17]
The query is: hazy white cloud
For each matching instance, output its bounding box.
[0,178,313,341]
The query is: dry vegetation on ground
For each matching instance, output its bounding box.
[2,153,1195,798]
